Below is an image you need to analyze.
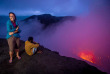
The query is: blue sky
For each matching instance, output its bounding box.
[0,0,109,16]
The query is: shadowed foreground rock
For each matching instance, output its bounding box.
[0,38,106,74]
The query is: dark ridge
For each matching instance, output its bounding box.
[22,14,75,29]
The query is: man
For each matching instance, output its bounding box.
[6,12,21,63]
[25,37,42,56]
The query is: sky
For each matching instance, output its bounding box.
[0,0,110,16]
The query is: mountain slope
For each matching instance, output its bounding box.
[0,38,106,74]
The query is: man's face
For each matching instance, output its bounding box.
[30,39,33,43]
[9,13,15,22]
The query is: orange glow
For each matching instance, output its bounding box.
[79,51,95,63]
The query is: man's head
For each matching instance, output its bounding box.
[28,37,33,43]
[9,12,16,22]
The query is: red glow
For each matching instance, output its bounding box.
[79,51,95,63]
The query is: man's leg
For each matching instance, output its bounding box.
[37,50,42,53]
[15,49,21,59]
[15,38,21,59]
[7,36,15,63]
[37,46,42,53]
[32,48,37,54]
[9,51,13,63]
[32,47,42,54]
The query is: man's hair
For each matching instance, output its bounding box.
[28,37,33,41]
[9,12,16,21]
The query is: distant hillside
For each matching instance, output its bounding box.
[22,14,75,29]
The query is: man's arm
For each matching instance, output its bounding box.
[7,21,15,32]
[14,26,22,33]
[9,29,18,35]
[30,43,39,48]
[33,41,38,44]
[16,22,22,33]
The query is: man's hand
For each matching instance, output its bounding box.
[9,26,19,35]
[16,26,19,31]
[33,41,37,44]
[14,30,18,33]
[9,32,14,35]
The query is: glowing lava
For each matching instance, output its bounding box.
[79,51,95,63]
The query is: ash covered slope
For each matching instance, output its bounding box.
[0,39,106,74]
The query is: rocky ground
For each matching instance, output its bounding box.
[0,38,106,74]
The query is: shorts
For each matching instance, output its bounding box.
[7,35,20,52]
[32,48,37,54]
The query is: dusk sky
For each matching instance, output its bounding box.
[0,0,110,16]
